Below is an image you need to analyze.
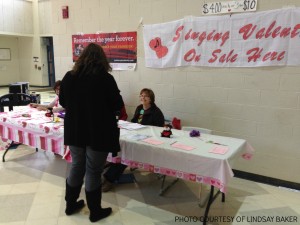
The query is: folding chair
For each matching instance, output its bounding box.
[0,93,33,112]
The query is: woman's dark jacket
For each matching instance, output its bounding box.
[59,69,123,153]
[131,103,165,127]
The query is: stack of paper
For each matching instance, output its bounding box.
[119,122,146,130]
[126,134,150,141]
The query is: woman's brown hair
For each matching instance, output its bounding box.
[53,80,61,91]
[140,88,155,104]
[72,43,112,76]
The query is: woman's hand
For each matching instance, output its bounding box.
[36,106,47,111]
[30,103,47,111]
[30,103,38,108]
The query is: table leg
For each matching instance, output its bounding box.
[202,186,225,225]
[2,142,39,162]
[2,141,14,162]
[158,175,179,196]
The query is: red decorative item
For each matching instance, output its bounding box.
[45,107,54,118]
[149,37,168,58]
[62,6,69,19]
[161,124,173,138]
[172,117,181,130]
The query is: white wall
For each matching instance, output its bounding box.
[0,0,52,86]
[38,0,52,36]
[50,0,300,184]
[0,37,20,84]
[0,0,34,86]
[38,0,53,85]
[0,0,33,35]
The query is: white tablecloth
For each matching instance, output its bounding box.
[0,108,254,193]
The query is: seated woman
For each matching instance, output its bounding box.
[102,88,165,192]
[30,80,64,113]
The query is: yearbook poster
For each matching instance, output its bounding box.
[72,31,137,71]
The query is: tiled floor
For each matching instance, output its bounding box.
[0,87,300,225]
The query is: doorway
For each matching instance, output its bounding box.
[42,37,55,87]
[47,37,55,87]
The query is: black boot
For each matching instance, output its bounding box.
[65,180,85,215]
[85,188,112,222]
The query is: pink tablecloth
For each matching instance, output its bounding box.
[0,107,65,155]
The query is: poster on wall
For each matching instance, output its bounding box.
[143,8,300,68]
[72,31,137,71]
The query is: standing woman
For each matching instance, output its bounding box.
[59,43,123,222]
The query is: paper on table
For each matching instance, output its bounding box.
[126,134,150,141]
[120,123,146,130]
[118,120,130,125]
[120,129,129,136]
[209,146,229,154]
[142,138,164,145]
[171,142,195,151]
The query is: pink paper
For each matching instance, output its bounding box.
[171,142,195,151]
[209,146,229,154]
[142,138,164,145]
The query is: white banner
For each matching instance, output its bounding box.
[143,8,300,68]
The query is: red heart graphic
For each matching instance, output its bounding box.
[44,126,50,133]
[189,174,196,181]
[149,37,168,58]
[149,37,162,50]
[155,46,168,58]
[149,165,154,172]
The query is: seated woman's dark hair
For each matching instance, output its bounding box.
[53,80,61,91]
[140,88,155,104]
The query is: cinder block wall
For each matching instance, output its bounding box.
[49,0,300,184]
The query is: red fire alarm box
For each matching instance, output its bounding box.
[62,6,69,19]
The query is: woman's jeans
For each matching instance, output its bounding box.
[67,145,108,192]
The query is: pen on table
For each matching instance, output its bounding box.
[206,140,227,146]
[170,141,177,145]
[213,142,227,146]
